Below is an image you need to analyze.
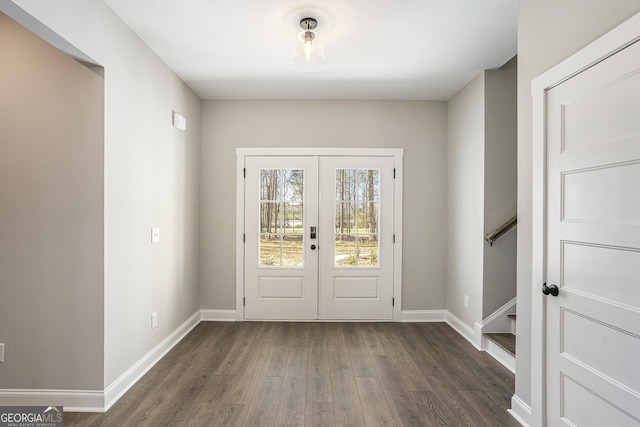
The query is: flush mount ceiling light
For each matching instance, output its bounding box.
[290,17,326,72]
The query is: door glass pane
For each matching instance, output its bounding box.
[260,234,281,267]
[335,235,357,266]
[283,202,303,234]
[260,169,281,200]
[282,235,304,266]
[357,201,378,232]
[260,202,281,234]
[357,235,378,267]
[365,169,380,201]
[334,168,380,267]
[259,168,304,268]
[336,169,357,201]
[335,201,356,232]
[283,169,304,202]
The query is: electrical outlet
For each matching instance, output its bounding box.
[464,295,469,308]
[151,312,158,329]
[0,343,5,362]
[151,228,160,243]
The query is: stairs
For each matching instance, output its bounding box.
[484,332,515,356]
[483,313,516,372]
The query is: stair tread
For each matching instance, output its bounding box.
[484,333,516,356]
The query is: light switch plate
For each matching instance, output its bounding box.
[0,343,5,362]
[151,227,160,243]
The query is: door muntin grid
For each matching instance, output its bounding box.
[334,168,380,267]
[259,168,304,267]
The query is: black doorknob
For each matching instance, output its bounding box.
[310,244,317,250]
[542,283,559,297]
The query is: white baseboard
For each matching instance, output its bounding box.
[200,309,237,321]
[445,312,482,350]
[203,309,448,323]
[508,394,532,427]
[0,389,104,412]
[401,310,447,322]
[482,297,517,334]
[482,297,516,324]
[103,310,201,411]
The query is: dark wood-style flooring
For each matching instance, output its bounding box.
[66,322,519,426]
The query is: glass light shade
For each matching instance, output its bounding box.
[290,30,326,72]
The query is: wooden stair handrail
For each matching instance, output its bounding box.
[485,215,517,246]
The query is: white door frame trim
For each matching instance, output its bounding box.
[530,12,640,427]
[236,147,404,321]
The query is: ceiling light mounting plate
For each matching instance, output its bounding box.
[299,17,318,30]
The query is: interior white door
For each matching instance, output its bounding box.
[244,156,318,320]
[318,156,394,319]
[545,40,640,426]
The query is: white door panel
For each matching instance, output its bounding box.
[560,374,639,427]
[545,39,640,426]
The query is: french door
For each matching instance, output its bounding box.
[318,156,394,319]
[243,154,397,320]
[244,156,318,319]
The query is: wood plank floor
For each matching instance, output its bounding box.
[66,322,520,426]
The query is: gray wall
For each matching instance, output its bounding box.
[200,100,448,311]
[8,0,203,387]
[516,0,640,406]
[483,59,517,318]
[446,74,485,328]
[446,61,517,329]
[0,13,104,389]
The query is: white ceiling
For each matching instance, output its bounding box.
[103,0,517,101]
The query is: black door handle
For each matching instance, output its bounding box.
[542,283,559,297]
[310,244,317,250]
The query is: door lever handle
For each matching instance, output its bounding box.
[542,283,559,297]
